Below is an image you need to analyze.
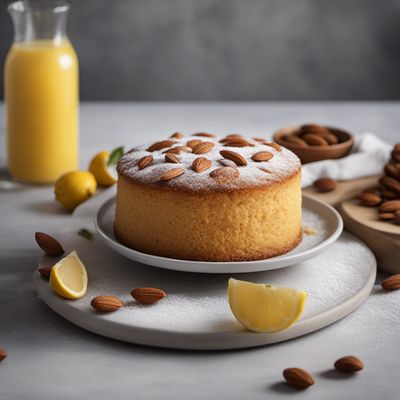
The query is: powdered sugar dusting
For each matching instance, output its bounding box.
[117,134,301,191]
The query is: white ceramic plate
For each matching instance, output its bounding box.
[34,231,376,350]
[94,195,343,274]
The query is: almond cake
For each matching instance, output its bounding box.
[115,133,302,261]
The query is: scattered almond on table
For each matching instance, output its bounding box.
[0,348,7,362]
[282,356,364,389]
[334,356,364,372]
[283,368,315,389]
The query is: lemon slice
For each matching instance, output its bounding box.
[228,278,307,333]
[89,151,118,187]
[49,251,88,299]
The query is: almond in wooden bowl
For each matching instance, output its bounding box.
[273,125,353,164]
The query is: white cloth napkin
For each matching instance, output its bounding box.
[301,133,392,188]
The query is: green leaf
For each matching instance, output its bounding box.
[107,146,125,167]
[78,228,94,240]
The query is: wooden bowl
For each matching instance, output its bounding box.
[273,125,354,164]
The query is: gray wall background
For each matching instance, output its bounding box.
[1,0,400,101]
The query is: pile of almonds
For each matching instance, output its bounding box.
[282,124,341,147]
[135,133,281,183]
[356,143,400,224]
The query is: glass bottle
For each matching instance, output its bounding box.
[5,0,79,184]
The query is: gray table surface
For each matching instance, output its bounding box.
[0,102,399,400]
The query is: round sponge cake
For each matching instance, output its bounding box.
[115,133,302,262]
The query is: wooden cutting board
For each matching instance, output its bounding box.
[304,176,400,274]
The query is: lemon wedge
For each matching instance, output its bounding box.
[228,278,307,333]
[89,151,118,187]
[49,251,88,299]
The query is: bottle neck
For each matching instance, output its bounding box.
[8,1,70,44]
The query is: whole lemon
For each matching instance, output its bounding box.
[88,151,117,187]
[54,171,97,211]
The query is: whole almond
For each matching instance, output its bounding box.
[178,146,193,153]
[381,188,398,199]
[300,124,330,135]
[317,131,339,145]
[192,132,216,138]
[384,163,400,180]
[131,287,166,304]
[137,155,153,170]
[379,200,400,213]
[334,356,364,372]
[192,157,212,173]
[0,348,7,362]
[252,137,267,143]
[186,139,202,149]
[222,138,254,147]
[283,368,315,389]
[219,134,244,143]
[251,151,274,162]
[380,176,400,194]
[91,296,124,312]
[35,232,64,257]
[146,140,176,152]
[264,142,282,152]
[362,186,379,194]
[313,178,337,193]
[38,267,52,280]
[164,153,181,164]
[356,193,382,207]
[170,132,184,139]
[392,149,400,162]
[209,167,240,184]
[302,133,329,146]
[379,212,395,220]
[220,150,247,166]
[283,135,308,147]
[192,141,215,155]
[381,274,400,290]
[159,168,185,181]
[164,146,192,154]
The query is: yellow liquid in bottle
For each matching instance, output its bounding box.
[5,40,79,184]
